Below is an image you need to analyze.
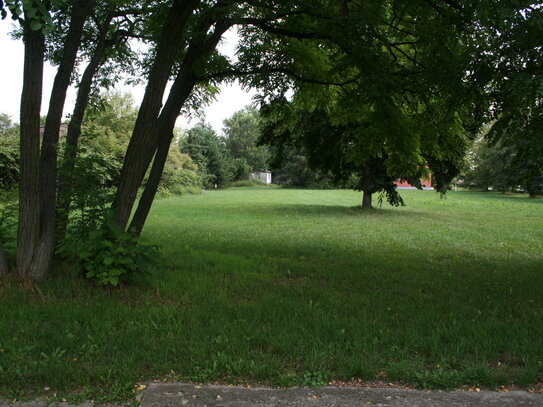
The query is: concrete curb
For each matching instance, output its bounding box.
[141,383,543,407]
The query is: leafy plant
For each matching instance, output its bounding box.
[299,371,330,388]
[73,216,160,286]
[0,194,18,262]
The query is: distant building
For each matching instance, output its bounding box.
[395,174,433,190]
[39,122,69,138]
[249,171,272,185]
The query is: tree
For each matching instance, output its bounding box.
[463,133,542,196]
[462,135,514,192]
[56,1,144,242]
[223,106,270,175]
[469,3,543,197]
[236,0,484,207]
[261,104,430,208]
[1,0,147,277]
[180,122,233,188]
[0,113,19,191]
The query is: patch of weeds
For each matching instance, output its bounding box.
[274,372,299,388]
[412,368,463,390]
[185,364,220,383]
[299,371,331,388]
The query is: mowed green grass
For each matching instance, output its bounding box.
[1,188,542,401]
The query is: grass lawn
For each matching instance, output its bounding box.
[1,188,542,401]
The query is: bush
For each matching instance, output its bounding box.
[60,148,120,240]
[169,185,202,195]
[0,141,19,192]
[159,166,203,193]
[228,179,266,187]
[74,216,159,286]
[0,194,17,265]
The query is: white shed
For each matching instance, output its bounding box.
[249,171,272,185]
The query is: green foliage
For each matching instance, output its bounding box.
[298,371,330,388]
[261,105,424,205]
[228,179,265,187]
[76,216,159,286]
[267,146,330,188]
[150,147,203,194]
[0,113,19,191]
[0,194,17,263]
[77,91,137,185]
[223,106,270,173]
[180,122,234,188]
[463,130,542,196]
[0,0,65,34]
[59,147,121,239]
[469,5,543,197]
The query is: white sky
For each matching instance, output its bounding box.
[0,23,256,134]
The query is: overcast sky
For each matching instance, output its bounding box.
[0,23,256,134]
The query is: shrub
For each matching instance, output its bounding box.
[60,148,120,240]
[146,151,203,194]
[75,216,160,286]
[0,141,19,192]
[0,194,17,264]
[229,179,266,187]
[169,185,202,195]
[159,166,203,193]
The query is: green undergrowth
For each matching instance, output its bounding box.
[1,189,542,402]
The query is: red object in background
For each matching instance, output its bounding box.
[395,174,433,189]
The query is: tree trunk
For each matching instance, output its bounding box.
[33,0,96,276]
[112,0,200,230]
[128,20,229,235]
[129,77,197,236]
[56,15,112,245]
[17,24,45,278]
[362,190,372,208]
[0,241,9,274]
[129,130,174,237]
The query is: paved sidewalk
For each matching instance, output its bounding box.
[141,383,543,407]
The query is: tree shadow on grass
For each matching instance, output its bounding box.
[231,203,433,220]
[454,191,543,204]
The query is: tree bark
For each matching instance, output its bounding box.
[0,241,9,274]
[17,24,45,278]
[112,0,200,230]
[56,15,113,245]
[362,190,372,208]
[129,77,197,236]
[129,20,230,235]
[32,0,96,276]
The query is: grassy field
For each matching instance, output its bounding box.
[1,188,542,401]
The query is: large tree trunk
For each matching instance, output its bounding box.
[31,0,96,276]
[112,0,200,230]
[129,78,197,236]
[17,24,45,278]
[56,15,112,245]
[128,20,230,235]
[0,241,9,274]
[129,130,174,237]
[362,190,372,208]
